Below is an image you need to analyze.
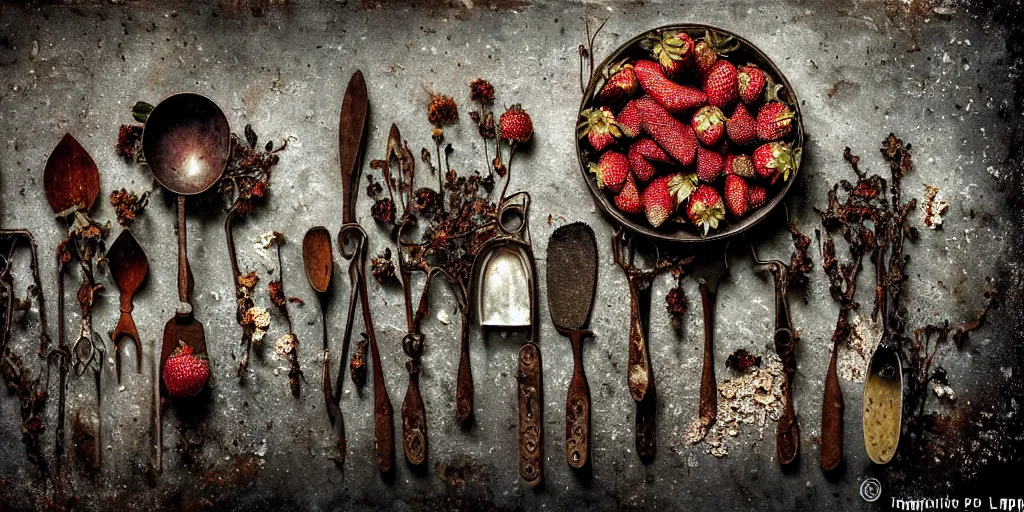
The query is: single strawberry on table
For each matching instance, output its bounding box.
[598,61,638,107]
[633,60,707,114]
[724,174,750,217]
[499,104,533,143]
[686,184,726,235]
[641,174,678,228]
[753,141,801,184]
[645,30,695,79]
[590,150,630,192]
[696,146,724,182]
[691,105,726,146]
[163,342,210,398]
[635,96,698,166]
[726,103,757,146]
[755,85,795,141]
[748,184,768,209]
[577,106,624,152]
[614,174,643,215]
[737,65,766,104]
[703,60,739,107]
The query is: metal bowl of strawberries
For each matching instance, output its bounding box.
[577,24,804,242]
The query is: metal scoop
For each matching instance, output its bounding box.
[546,222,598,469]
[862,251,902,465]
[107,229,148,384]
[142,93,229,396]
[302,227,346,442]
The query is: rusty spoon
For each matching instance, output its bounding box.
[107,229,149,383]
[302,229,344,434]
[142,93,230,399]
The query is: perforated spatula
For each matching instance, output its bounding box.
[546,222,598,469]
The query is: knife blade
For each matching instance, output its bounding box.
[340,70,369,225]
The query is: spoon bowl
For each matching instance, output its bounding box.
[143,93,230,196]
[303,227,334,295]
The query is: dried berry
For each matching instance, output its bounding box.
[470,78,495,105]
[109,188,149,228]
[428,93,459,126]
[726,349,761,373]
[371,248,398,285]
[116,124,143,159]
[350,336,369,388]
[371,198,396,225]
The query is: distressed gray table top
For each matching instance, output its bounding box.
[0,1,1021,510]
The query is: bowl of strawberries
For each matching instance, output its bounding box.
[577,24,803,241]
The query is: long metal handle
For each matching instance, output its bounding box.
[355,267,394,474]
[698,282,717,427]
[455,312,473,424]
[820,332,844,471]
[517,342,543,486]
[626,276,651,402]
[401,361,426,466]
[565,329,591,469]
[175,195,191,316]
[775,327,800,465]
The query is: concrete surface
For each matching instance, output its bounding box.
[0,0,1021,510]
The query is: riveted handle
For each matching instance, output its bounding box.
[517,342,543,486]
[455,314,473,425]
[402,361,427,466]
[565,330,591,469]
[626,275,651,402]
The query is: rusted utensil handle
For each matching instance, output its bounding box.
[363,289,394,474]
[698,282,717,425]
[635,385,657,463]
[626,275,650,402]
[517,342,543,486]
[820,344,843,471]
[455,314,473,425]
[175,195,191,316]
[402,361,427,466]
[565,329,591,469]
[774,327,800,465]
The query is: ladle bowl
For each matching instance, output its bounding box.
[142,93,230,196]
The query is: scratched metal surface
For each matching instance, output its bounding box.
[0,0,1021,510]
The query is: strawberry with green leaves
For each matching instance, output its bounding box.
[753,141,801,184]
[633,60,707,114]
[500,104,533,143]
[703,60,739,107]
[642,174,678,228]
[726,103,757,146]
[577,106,624,152]
[756,84,795,141]
[737,65,766,104]
[669,172,699,203]
[590,151,630,192]
[645,31,695,78]
[686,184,726,235]
[598,62,638,107]
[615,174,643,215]
[724,174,750,217]
[636,97,698,166]
[691,106,726,146]
[696,146,724,182]
[694,30,738,75]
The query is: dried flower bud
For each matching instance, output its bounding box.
[469,78,495,106]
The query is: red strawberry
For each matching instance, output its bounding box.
[726,103,757,146]
[724,174,750,217]
[737,65,766,104]
[163,343,210,398]
[617,100,643,139]
[499,104,533,143]
[641,174,677,228]
[590,151,630,192]
[724,154,756,178]
[628,144,657,183]
[647,31,695,78]
[577,106,624,152]
[753,142,801,183]
[614,174,643,214]
[756,101,794,141]
[696,146,724,182]
[598,63,638,107]
[686,184,725,235]
[633,60,707,114]
[635,97,698,166]
[703,60,739,107]
[748,184,768,209]
[691,106,726,147]
[632,137,671,163]
[694,30,737,75]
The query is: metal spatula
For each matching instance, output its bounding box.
[546,222,598,469]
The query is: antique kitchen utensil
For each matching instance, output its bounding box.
[863,249,903,465]
[44,133,103,469]
[142,93,230,401]
[546,222,598,469]
[107,229,149,384]
[471,191,543,486]
[335,70,395,474]
[302,228,344,427]
[0,229,48,364]
[691,248,730,439]
[752,245,800,465]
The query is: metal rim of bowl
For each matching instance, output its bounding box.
[142,92,232,196]
[576,23,805,244]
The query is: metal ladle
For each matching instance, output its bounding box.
[142,93,229,466]
[863,248,902,465]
